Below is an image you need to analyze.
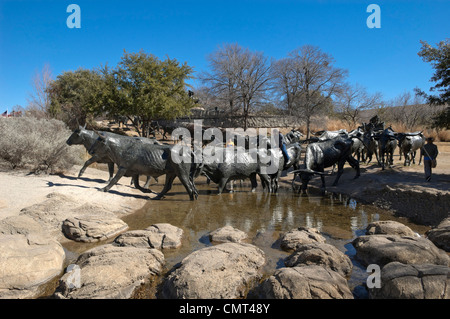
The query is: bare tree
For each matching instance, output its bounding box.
[27,63,53,118]
[388,91,430,131]
[279,45,347,138]
[271,57,300,115]
[200,43,272,130]
[235,48,272,130]
[199,43,242,114]
[191,86,221,112]
[335,83,382,128]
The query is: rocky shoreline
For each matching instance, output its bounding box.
[0,166,449,299]
[282,164,450,227]
[1,200,449,299]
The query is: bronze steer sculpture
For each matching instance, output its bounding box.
[373,127,398,170]
[193,146,274,195]
[396,131,425,166]
[66,126,159,189]
[89,132,198,200]
[290,136,360,193]
[264,142,303,193]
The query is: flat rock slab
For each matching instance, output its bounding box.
[370,262,450,299]
[114,223,183,249]
[285,242,353,278]
[161,243,265,299]
[0,233,65,299]
[352,234,450,267]
[426,218,450,252]
[54,244,164,299]
[62,216,129,243]
[20,192,129,241]
[209,225,248,243]
[279,227,326,251]
[0,215,45,236]
[365,220,418,237]
[257,265,354,299]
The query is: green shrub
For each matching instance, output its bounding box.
[0,117,83,173]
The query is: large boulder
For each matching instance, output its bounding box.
[426,218,450,252]
[365,220,417,237]
[352,235,450,267]
[209,225,248,243]
[114,223,183,249]
[19,192,128,241]
[161,243,265,299]
[0,233,65,299]
[257,265,353,299]
[370,262,450,299]
[279,227,326,251]
[54,244,164,299]
[62,216,128,243]
[285,242,353,278]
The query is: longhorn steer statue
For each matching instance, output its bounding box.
[396,131,425,166]
[194,146,273,195]
[89,132,198,200]
[266,142,303,193]
[290,136,360,193]
[373,128,398,170]
[361,129,380,165]
[284,129,304,144]
[66,126,160,188]
[66,126,117,181]
[348,128,366,162]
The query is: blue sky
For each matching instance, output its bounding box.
[0,0,449,110]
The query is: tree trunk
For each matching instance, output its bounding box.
[243,110,248,131]
[128,116,142,137]
[306,116,311,140]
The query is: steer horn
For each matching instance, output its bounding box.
[93,129,106,140]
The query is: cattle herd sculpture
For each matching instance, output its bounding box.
[66,115,426,200]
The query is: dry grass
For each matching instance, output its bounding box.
[290,117,450,142]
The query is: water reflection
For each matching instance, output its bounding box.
[59,178,431,298]
[120,179,428,275]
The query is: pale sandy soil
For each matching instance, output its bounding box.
[0,164,151,222]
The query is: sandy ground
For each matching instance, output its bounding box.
[0,164,151,222]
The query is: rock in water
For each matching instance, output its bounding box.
[426,218,450,252]
[161,243,265,299]
[279,227,326,251]
[285,242,353,278]
[55,244,164,299]
[258,265,354,299]
[62,216,128,243]
[0,233,65,299]
[370,262,450,299]
[114,223,183,249]
[365,220,417,237]
[209,225,248,243]
[352,234,450,267]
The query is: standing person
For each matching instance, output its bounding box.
[422,137,439,182]
[226,138,235,148]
